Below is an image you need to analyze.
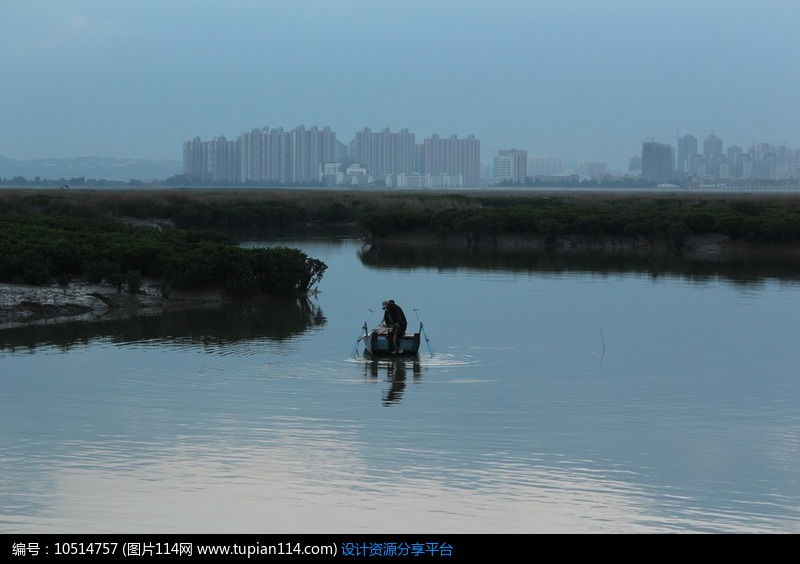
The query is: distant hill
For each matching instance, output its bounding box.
[0,155,182,182]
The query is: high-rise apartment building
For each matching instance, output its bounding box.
[287,126,338,184]
[183,136,206,179]
[677,134,697,173]
[423,134,480,187]
[183,135,239,182]
[641,141,674,182]
[239,128,275,183]
[185,125,337,184]
[702,134,724,177]
[704,133,723,158]
[726,145,744,178]
[495,149,527,183]
[351,127,416,176]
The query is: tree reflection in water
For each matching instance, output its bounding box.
[0,297,326,352]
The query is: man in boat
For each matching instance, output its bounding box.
[382,299,407,354]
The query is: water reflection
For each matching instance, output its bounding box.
[4,237,800,533]
[361,354,422,406]
[358,242,800,286]
[0,297,325,352]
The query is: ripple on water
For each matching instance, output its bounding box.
[346,352,478,367]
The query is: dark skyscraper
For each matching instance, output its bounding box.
[704,133,723,157]
[703,133,724,177]
[641,141,674,183]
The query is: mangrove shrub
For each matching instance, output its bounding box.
[0,215,326,297]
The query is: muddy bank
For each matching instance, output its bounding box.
[0,280,225,330]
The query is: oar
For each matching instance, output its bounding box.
[413,309,434,357]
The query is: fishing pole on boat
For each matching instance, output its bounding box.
[413,309,434,357]
[351,310,375,357]
[351,322,368,357]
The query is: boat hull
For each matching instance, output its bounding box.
[364,327,421,357]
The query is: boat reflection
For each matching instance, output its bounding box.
[362,352,422,406]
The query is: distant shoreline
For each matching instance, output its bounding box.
[366,231,800,261]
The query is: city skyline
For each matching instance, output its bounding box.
[2,119,798,184]
[2,1,798,172]
[183,126,482,187]
[184,124,800,185]
[187,124,800,169]
[3,123,798,184]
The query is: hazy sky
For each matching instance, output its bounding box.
[2,0,799,170]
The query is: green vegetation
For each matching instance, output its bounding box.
[0,214,326,297]
[0,189,366,237]
[2,188,800,291]
[356,192,800,247]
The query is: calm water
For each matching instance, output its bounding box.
[2,239,799,534]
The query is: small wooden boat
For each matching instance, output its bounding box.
[361,323,421,357]
[354,309,433,358]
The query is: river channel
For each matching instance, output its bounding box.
[2,238,799,533]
